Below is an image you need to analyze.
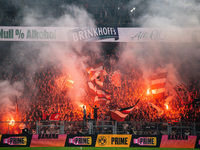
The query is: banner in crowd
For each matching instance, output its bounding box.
[0,134,32,147]
[150,70,168,100]
[65,134,96,147]
[30,134,67,147]
[110,99,140,122]
[160,135,197,148]
[49,113,61,121]
[0,26,199,42]
[110,106,134,122]
[95,134,132,147]
[130,135,162,147]
[86,62,111,106]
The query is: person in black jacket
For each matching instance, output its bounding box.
[83,105,87,122]
[89,105,99,121]
[22,126,29,134]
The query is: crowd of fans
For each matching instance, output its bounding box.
[0,55,199,135]
[0,0,199,135]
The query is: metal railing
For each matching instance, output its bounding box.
[0,120,200,135]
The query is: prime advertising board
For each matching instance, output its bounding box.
[130,135,162,147]
[0,134,32,147]
[0,134,200,148]
[95,134,132,147]
[65,134,96,147]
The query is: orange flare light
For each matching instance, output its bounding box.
[68,80,74,83]
[56,76,74,89]
[9,119,15,126]
[147,88,150,95]
[80,105,86,109]
[66,79,74,88]
[165,104,169,110]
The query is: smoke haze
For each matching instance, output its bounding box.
[0,0,200,120]
[0,2,103,120]
[117,0,200,85]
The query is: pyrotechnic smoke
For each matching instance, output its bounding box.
[118,0,200,86]
[0,81,24,120]
[0,2,102,117]
[1,0,200,121]
[138,0,200,28]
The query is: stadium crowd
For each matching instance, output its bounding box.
[0,58,198,135]
[0,0,200,136]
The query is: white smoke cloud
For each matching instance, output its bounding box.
[0,2,103,119]
[22,5,96,27]
[117,0,200,86]
[1,0,200,120]
[138,0,200,28]
[0,81,24,120]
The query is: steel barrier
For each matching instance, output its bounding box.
[0,120,200,135]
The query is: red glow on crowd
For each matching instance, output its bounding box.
[55,75,74,89]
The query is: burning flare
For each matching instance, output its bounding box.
[9,119,15,126]
[56,75,74,89]
[147,88,150,95]
[164,104,169,110]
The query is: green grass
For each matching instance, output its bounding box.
[0,148,197,150]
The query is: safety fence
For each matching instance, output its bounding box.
[0,120,200,136]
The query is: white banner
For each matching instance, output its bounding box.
[0,26,199,42]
